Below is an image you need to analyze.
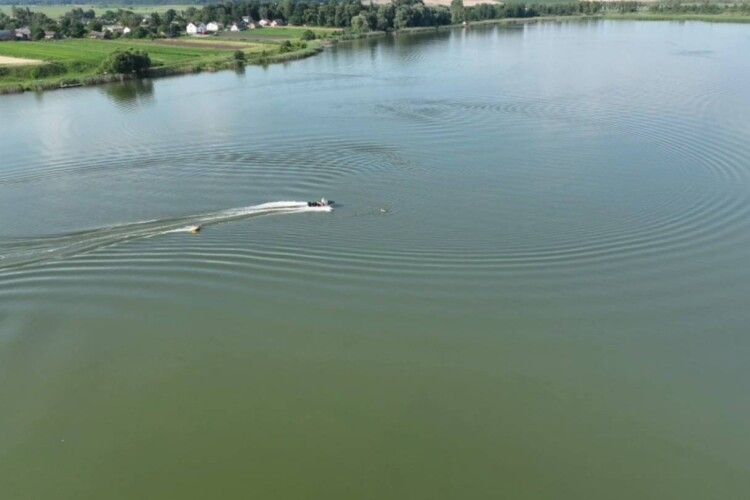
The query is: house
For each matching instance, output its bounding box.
[186,22,207,35]
[270,19,286,27]
[44,31,59,40]
[241,16,254,24]
[248,22,259,29]
[0,30,13,42]
[14,27,31,40]
[258,19,270,27]
[230,22,246,32]
[89,31,105,39]
[206,21,223,32]
[103,25,124,34]
[122,27,132,36]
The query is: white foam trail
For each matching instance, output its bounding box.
[163,225,201,234]
[0,201,332,270]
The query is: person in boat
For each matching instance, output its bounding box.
[308,198,334,207]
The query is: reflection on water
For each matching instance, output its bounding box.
[101,78,154,107]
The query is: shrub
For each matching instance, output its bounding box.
[279,40,293,53]
[301,29,316,40]
[100,49,151,75]
[233,50,246,62]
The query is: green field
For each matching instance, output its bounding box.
[0,4,195,16]
[0,36,321,93]
[0,39,224,66]
[218,26,341,41]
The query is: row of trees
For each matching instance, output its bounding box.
[0,6,187,38]
[5,0,742,40]
[648,1,750,14]
[177,0,617,31]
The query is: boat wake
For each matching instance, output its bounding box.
[0,201,331,271]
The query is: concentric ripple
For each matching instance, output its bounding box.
[1,20,750,300]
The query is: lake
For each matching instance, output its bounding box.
[1,20,749,498]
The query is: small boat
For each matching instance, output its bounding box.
[308,198,335,207]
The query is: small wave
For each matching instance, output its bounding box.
[0,201,330,270]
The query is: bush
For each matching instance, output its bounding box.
[233,50,246,62]
[31,25,46,41]
[301,29,316,40]
[279,40,293,53]
[100,49,151,75]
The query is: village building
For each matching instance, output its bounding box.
[206,21,223,32]
[44,31,59,40]
[241,16,254,24]
[103,25,125,35]
[186,22,207,35]
[14,27,31,40]
[271,19,286,27]
[230,22,247,32]
[122,27,132,36]
[258,19,271,27]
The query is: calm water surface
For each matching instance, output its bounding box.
[2,20,750,498]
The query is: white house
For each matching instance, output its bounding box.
[230,22,246,32]
[241,16,254,24]
[186,22,207,35]
[122,26,132,36]
[206,21,223,32]
[270,19,286,27]
[14,26,31,40]
[258,19,270,27]
[103,25,124,34]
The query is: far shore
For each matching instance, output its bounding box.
[2,12,750,96]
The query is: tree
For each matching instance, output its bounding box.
[233,50,246,62]
[450,0,465,23]
[280,0,295,21]
[70,21,86,38]
[350,14,369,33]
[31,25,45,41]
[394,5,413,29]
[301,29,316,41]
[101,49,151,75]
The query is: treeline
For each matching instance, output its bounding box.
[648,1,750,14]
[3,1,749,40]
[0,6,185,36]
[0,0,203,5]
[0,1,639,38]
[170,0,623,31]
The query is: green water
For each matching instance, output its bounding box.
[2,20,750,498]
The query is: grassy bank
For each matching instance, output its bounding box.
[0,31,324,94]
[603,12,750,23]
[217,26,340,42]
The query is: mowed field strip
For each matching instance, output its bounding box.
[0,55,43,66]
[0,39,228,66]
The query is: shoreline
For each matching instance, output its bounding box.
[0,42,324,95]
[2,12,749,96]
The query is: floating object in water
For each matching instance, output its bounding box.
[307,198,335,208]
[190,225,202,234]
